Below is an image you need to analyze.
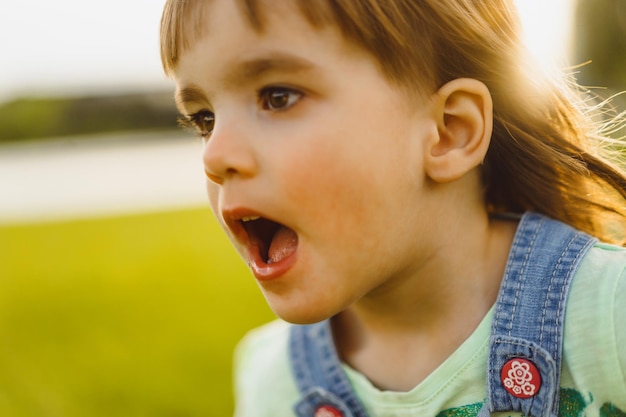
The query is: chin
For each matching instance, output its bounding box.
[265,297,337,325]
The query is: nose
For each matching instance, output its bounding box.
[203,122,257,184]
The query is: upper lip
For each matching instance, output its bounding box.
[222,207,265,244]
[221,206,299,278]
[222,207,289,249]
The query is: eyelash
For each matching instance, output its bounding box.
[258,87,303,112]
[178,87,303,139]
[179,110,215,140]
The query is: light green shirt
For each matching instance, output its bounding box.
[234,242,626,416]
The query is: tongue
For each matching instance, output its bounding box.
[268,226,298,264]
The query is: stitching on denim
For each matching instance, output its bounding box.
[484,216,596,417]
[493,239,518,332]
[491,214,533,396]
[507,216,543,335]
[541,233,591,360]
[296,388,354,416]
[290,325,312,392]
[554,235,587,357]
[494,214,527,332]
[492,337,539,350]
[538,233,575,351]
[313,322,368,415]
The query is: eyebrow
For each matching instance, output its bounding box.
[175,53,316,111]
[224,53,315,87]
[175,86,209,112]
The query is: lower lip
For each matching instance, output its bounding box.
[248,251,297,281]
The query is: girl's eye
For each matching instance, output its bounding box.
[185,110,215,138]
[259,87,302,111]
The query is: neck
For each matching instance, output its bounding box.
[333,210,517,391]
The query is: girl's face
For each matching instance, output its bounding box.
[173,0,442,324]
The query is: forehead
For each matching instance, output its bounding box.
[170,0,381,112]
[161,0,334,75]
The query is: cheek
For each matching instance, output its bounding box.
[275,112,411,218]
[279,142,361,200]
[278,141,380,243]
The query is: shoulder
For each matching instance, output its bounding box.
[235,319,291,367]
[570,242,626,306]
[563,242,626,409]
[570,241,626,298]
[578,240,626,271]
[233,320,300,416]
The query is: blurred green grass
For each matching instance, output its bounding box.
[0,207,276,417]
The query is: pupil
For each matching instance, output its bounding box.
[270,91,288,108]
[203,115,214,131]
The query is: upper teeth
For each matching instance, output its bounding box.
[241,216,261,222]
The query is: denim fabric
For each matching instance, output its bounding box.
[289,212,596,417]
[480,212,596,417]
[290,320,369,416]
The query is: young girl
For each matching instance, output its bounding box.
[160,0,626,415]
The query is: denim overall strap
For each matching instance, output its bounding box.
[479,212,597,417]
[289,321,369,417]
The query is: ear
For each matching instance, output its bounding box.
[424,78,493,183]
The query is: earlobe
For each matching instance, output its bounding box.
[425,78,493,183]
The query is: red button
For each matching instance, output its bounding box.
[501,358,541,398]
[314,405,344,417]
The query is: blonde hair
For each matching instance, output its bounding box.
[161,0,626,245]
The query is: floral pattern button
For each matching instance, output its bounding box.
[501,358,542,399]
[314,405,344,417]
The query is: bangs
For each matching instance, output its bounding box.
[159,0,435,91]
[160,0,212,75]
[160,0,336,76]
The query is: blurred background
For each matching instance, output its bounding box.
[0,0,624,416]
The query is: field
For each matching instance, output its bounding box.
[0,207,276,416]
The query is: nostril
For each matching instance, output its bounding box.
[204,168,224,184]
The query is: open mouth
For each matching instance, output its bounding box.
[240,216,298,264]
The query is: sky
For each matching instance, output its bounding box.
[0,0,170,101]
[0,0,575,103]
